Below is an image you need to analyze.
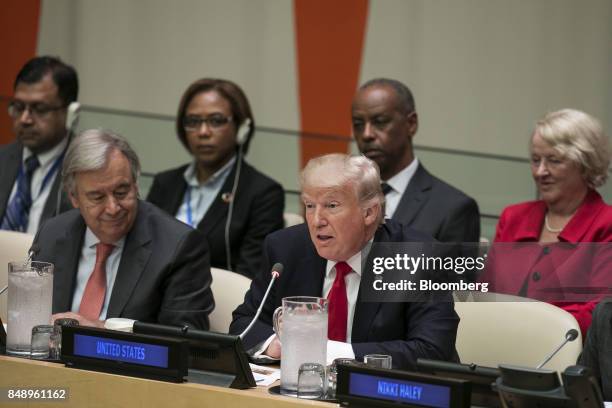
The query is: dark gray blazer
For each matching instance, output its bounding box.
[230,220,459,370]
[147,160,285,279]
[578,299,612,400]
[393,164,480,243]
[0,141,72,227]
[32,200,215,330]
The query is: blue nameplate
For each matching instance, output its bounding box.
[336,363,471,408]
[62,326,188,383]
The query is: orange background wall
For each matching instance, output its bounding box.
[294,0,369,167]
[0,0,41,145]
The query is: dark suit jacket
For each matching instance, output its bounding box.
[578,299,612,400]
[393,164,480,243]
[32,200,215,330]
[146,159,285,278]
[229,220,460,370]
[0,141,72,227]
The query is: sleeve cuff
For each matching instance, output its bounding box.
[327,340,355,365]
[249,333,280,362]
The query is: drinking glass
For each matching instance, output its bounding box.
[297,362,326,399]
[327,358,356,399]
[50,318,79,360]
[364,354,392,369]
[30,324,54,359]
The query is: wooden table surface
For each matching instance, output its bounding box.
[0,355,333,407]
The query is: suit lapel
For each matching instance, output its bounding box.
[53,215,86,313]
[0,143,22,217]
[302,252,327,297]
[392,164,432,226]
[196,163,238,235]
[107,202,152,317]
[351,227,386,342]
[41,175,67,221]
[166,176,187,216]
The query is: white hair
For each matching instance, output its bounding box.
[62,128,141,194]
[300,153,385,224]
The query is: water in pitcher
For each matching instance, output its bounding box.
[6,263,54,356]
[280,309,328,396]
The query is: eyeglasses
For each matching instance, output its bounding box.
[8,101,66,120]
[183,114,232,132]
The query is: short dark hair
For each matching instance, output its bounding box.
[176,78,255,153]
[14,56,79,106]
[359,78,416,114]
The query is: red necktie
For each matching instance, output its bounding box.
[328,261,353,341]
[79,243,114,321]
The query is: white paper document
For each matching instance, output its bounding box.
[249,363,281,386]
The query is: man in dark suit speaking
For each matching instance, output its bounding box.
[33,129,214,330]
[230,154,459,369]
[351,78,480,244]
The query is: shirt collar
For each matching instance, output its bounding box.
[559,190,605,243]
[324,239,374,278]
[84,227,126,250]
[23,137,68,169]
[384,157,419,194]
[183,155,236,187]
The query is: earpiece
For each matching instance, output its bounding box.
[65,102,81,133]
[236,118,252,146]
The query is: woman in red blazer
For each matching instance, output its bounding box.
[482,109,612,337]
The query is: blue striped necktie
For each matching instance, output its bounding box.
[1,155,41,231]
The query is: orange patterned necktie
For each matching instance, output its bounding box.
[79,243,114,321]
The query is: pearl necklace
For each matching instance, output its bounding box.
[544,214,563,233]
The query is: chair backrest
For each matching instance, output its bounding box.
[0,231,35,322]
[283,212,304,228]
[454,291,582,374]
[209,267,252,333]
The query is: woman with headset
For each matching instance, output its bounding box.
[147,78,285,278]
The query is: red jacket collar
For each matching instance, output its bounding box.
[513,190,604,243]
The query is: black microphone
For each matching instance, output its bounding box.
[239,263,283,340]
[26,243,40,262]
[536,329,579,369]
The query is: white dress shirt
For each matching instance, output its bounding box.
[322,252,363,342]
[257,242,373,363]
[71,228,125,320]
[175,156,235,227]
[383,157,419,218]
[7,139,68,234]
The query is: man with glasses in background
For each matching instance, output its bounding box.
[0,56,78,233]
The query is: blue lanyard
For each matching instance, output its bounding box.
[17,150,65,199]
[37,151,65,197]
[185,186,194,227]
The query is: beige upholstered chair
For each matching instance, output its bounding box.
[283,212,304,228]
[209,267,252,333]
[454,291,582,374]
[0,231,35,322]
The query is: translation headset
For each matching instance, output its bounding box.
[236,118,251,146]
[223,118,252,271]
[65,102,81,132]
